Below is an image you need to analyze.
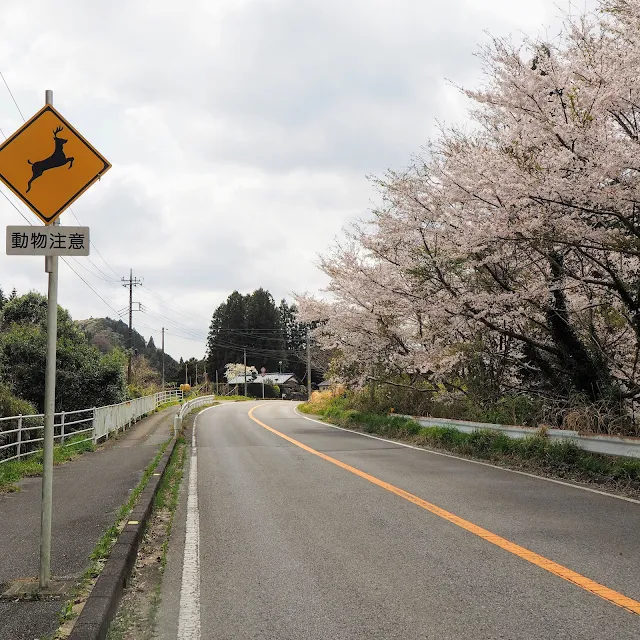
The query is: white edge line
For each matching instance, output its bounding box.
[176,404,223,640]
[293,406,640,506]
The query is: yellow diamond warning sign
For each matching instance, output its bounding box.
[0,105,111,225]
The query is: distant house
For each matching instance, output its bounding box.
[227,373,301,393]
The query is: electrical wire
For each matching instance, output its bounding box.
[0,71,25,121]
[141,309,207,340]
[0,184,123,316]
[0,187,32,224]
[139,285,212,323]
[0,74,302,359]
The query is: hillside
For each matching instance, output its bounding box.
[77,317,181,380]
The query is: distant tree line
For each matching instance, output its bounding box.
[206,288,323,385]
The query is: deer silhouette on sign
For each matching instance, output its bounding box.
[26,126,74,193]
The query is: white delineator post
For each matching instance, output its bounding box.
[39,88,58,589]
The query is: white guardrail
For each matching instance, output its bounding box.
[173,394,217,435]
[411,415,640,459]
[0,389,183,464]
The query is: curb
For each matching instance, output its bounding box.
[68,436,178,640]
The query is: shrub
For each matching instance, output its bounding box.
[299,394,640,488]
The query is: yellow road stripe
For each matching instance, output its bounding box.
[248,405,640,616]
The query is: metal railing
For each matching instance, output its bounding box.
[411,415,640,460]
[0,389,183,465]
[155,389,183,406]
[173,394,217,435]
[178,394,216,420]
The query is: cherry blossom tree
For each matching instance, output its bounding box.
[297,1,640,430]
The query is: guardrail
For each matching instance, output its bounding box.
[173,394,217,435]
[411,415,640,459]
[178,395,216,420]
[0,389,183,464]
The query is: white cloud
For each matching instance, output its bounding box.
[0,0,594,359]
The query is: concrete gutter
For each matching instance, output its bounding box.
[67,437,177,640]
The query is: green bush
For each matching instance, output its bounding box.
[0,294,127,412]
[0,382,37,418]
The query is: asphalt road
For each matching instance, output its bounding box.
[162,401,640,640]
[0,406,178,640]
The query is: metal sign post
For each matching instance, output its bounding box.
[39,88,56,590]
[0,90,110,591]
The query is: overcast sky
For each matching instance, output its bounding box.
[0,0,589,361]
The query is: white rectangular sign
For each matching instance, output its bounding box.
[6,225,90,256]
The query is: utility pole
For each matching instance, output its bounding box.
[161,328,165,392]
[195,362,198,386]
[244,348,247,397]
[121,269,141,385]
[40,88,57,590]
[306,328,312,400]
[185,362,188,385]
[215,369,218,395]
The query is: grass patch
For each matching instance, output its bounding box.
[155,400,180,413]
[218,395,252,402]
[154,435,185,512]
[0,434,95,492]
[155,436,186,569]
[106,436,187,640]
[54,437,173,634]
[300,398,640,489]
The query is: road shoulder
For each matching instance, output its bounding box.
[0,406,179,640]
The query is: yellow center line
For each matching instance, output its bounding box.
[248,404,640,616]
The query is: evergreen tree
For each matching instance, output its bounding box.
[207,289,292,379]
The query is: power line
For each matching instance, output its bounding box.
[66,256,119,285]
[0,71,25,121]
[90,243,121,277]
[0,89,210,341]
[139,285,212,323]
[58,259,120,315]
[0,180,124,318]
[66,206,122,280]
[0,187,32,224]
[141,309,207,340]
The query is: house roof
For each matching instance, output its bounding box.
[227,373,300,385]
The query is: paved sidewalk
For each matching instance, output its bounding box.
[0,406,179,640]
